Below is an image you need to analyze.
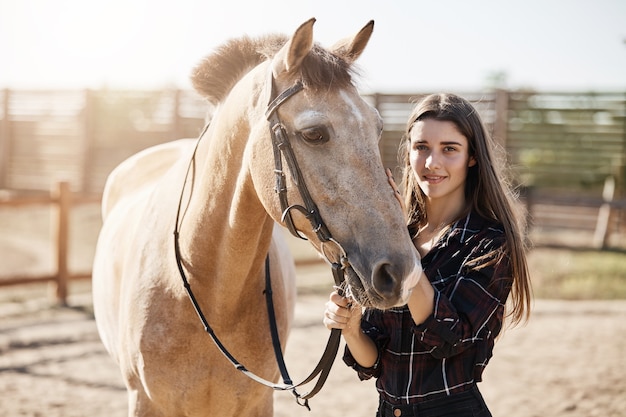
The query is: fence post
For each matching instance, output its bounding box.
[51,181,70,305]
[592,176,615,249]
[81,89,96,193]
[493,89,509,147]
[172,89,182,140]
[0,88,10,188]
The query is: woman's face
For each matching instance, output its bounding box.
[408,118,476,206]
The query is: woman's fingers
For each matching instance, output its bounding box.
[386,168,407,216]
[329,290,350,307]
[324,291,355,330]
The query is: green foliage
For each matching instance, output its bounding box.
[507,91,625,191]
[529,248,626,299]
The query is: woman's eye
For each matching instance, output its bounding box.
[299,128,328,144]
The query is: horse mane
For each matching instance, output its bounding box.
[190,34,357,105]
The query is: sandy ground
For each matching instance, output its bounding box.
[1,205,625,416]
[1,269,625,417]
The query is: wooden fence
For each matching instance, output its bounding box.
[0,181,325,304]
[0,88,209,193]
[0,182,623,306]
[0,181,99,305]
[0,89,625,302]
[1,88,624,194]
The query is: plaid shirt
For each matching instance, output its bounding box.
[343,211,512,404]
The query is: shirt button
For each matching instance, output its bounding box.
[393,409,402,417]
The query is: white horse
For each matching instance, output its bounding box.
[92,18,421,417]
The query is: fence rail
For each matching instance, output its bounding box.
[0,181,99,305]
[1,88,624,194]
[0,180,624,304]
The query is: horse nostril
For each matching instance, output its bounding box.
[372,263,399,299]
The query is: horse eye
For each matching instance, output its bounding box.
[299,127,328,144]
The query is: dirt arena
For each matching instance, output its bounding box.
[1,206,625,416]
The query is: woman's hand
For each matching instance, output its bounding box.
[323,291,362,337]
[386,168,406,215]
[324,290,380,368]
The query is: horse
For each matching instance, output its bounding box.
[92,18,422,417]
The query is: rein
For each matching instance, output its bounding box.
[173,75,350,410]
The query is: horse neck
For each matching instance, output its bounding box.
[178,99,274,299]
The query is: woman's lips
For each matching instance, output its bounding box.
[422,174,446,184]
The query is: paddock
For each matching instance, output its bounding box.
[0,200,625,415]
[1,87,625,415]
[1,263,625,417]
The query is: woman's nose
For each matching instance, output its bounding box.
[425,152,440,169]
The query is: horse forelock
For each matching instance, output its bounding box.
[299,44,357,91]
[190,35,357,104]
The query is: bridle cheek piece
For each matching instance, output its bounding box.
[266,81,329,239]
[265,76,350,271]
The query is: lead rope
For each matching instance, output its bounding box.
[172,142,311,393]
[173,124,292,389]
[175,197,346,408]
[264,255,347,409]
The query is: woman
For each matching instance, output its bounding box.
[324,93,532,416]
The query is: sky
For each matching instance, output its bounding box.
[0,0,625,93]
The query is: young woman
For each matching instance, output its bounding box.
[324,93,532,417]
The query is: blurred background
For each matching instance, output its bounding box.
[0,1,625,416]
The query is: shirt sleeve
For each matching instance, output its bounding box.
[342,312,387,380]
[412,235,512,359]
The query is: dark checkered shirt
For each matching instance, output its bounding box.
[343,211,512,404]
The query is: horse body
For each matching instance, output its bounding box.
[93,18,421,417]
[95,136,295,416]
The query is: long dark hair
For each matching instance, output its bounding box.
[399,93,532,325]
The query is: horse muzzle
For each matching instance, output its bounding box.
[344,258,422,309]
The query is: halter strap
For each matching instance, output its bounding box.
[265,80,304,119]
[266,77,333,245]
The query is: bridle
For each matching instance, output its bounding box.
[173,73,352,409]
[265,76,350,268]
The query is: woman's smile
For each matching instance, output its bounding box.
[422,174,446,184]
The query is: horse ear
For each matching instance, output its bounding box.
[272,18,316,76]
[331,20,374,64]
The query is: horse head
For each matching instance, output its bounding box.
[191,18,421,309]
